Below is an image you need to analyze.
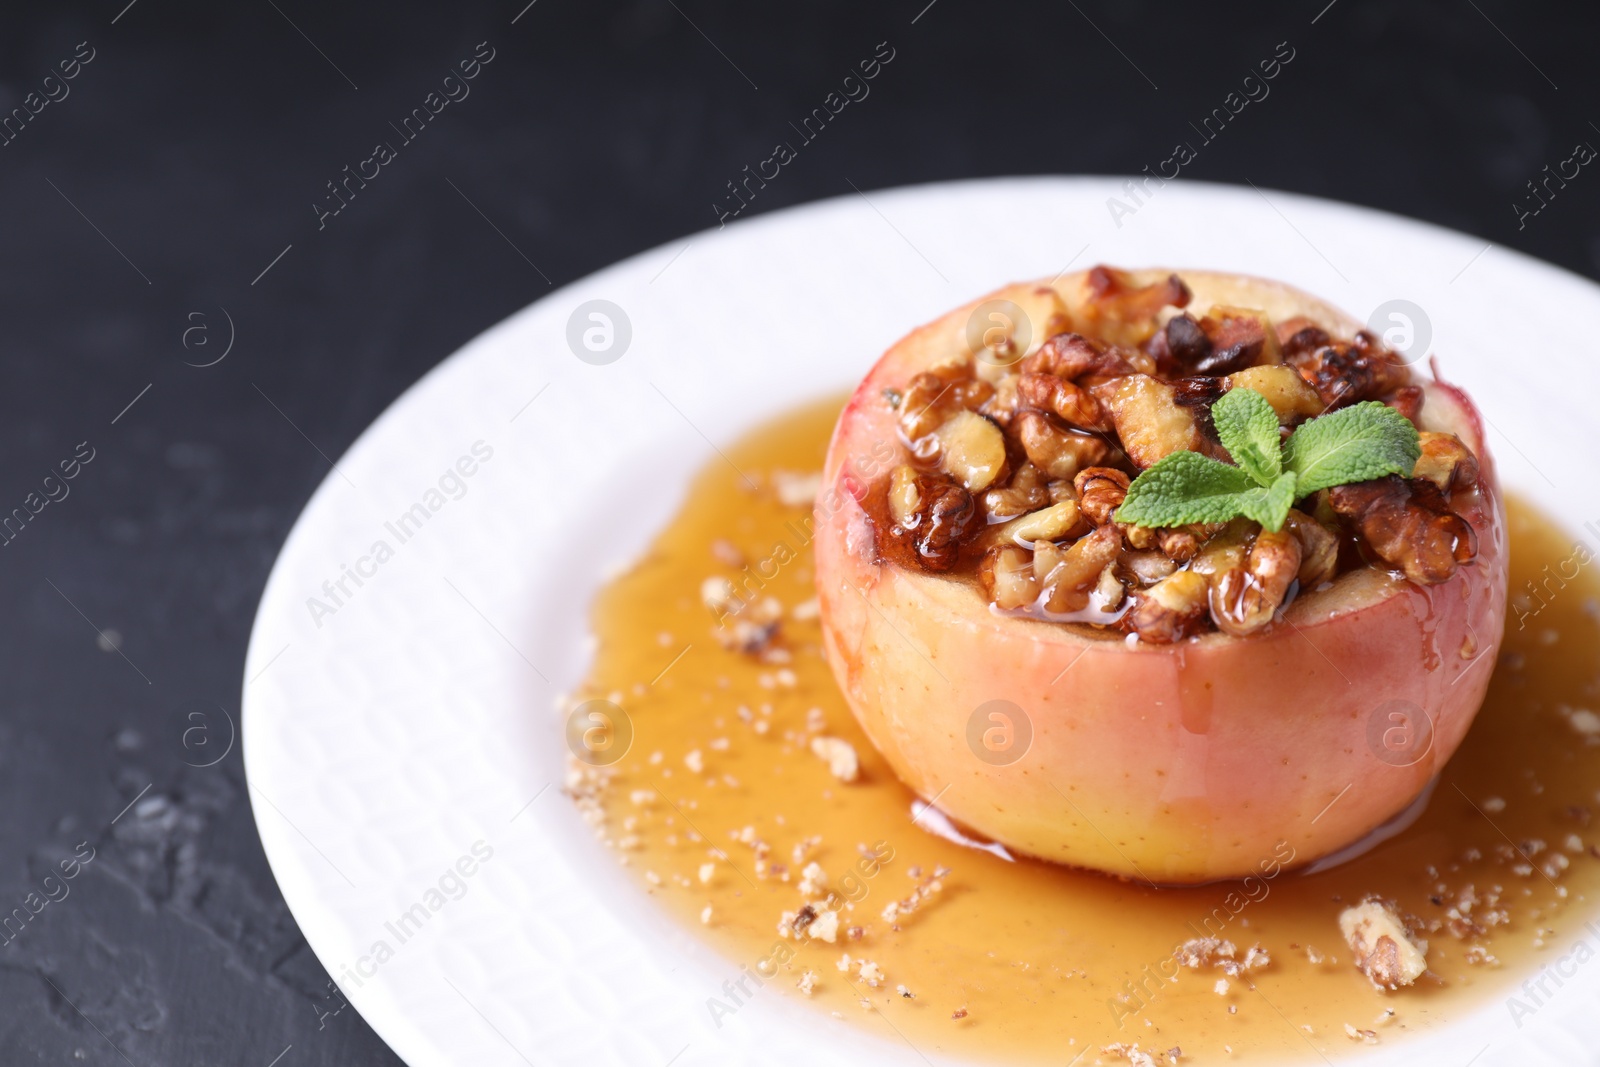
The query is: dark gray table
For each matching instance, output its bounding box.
[2,1,1592,1063]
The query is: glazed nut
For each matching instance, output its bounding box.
[1287,336,1411,410]
[949,377,995,412]
[1127,569,1208,643]
[1285,509,1339,589]
[1412,431,1479,494]
[1225,364,1325,423]
[1155,525,1205,562]
[981,463,1050,520]
[1032,539,1065,585]
[1018,372,1110,431]
[1188,518,1253,577]
[897,372,953,441]
[1122,524,1158,551]
[1073,467,1131,527]
[935,410,1007,492]
[1386,385,1425,426]
[1194,306,1277,375]
[1016,410,1110,481]
[1209,526,1302,637]
[888,465,921,528]
[1010,499,1083,544]
[980,373,1020,426]
[1339,899,1428,991]
[1098,373,1204,469]
[979,545,1042,610]
[1037,526,1122,613]
[1328,476,1476,586]
[1121,549,1177,586]
[1093,564,1125,612]
[904,474,977,573]
[1021,331,1125,381]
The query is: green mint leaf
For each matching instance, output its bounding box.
[1211,387,1282,488]
[1234,471,1298,532]
[1282,401,1421,496]
[1114,451,1261,528]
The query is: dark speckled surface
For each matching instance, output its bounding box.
[1,1,1595,1063]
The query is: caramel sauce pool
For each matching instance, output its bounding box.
[569,395,1600,1063]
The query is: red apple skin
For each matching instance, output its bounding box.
[814,271,1507,884]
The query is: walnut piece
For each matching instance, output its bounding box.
[1286,333,1410,409]
[1015,410,1110,481]
[1412,431,1479,494]
[981,462,1049,519]
[934,410,1007,492]
[1035,526,1122,614]
[979,545,1042,610]
[887,465,920,527]
[1327,476,1476,586]
[1209,526,1302,637]
[1338,898,1429,991]
[1074,467,1130,527]
[1018,371,1110,431]
[1022,331,1136,383]
[1225,363,1325,423]
[892,471,977,573]
[1194,306,1276,375]
[1285,509,1339,588]
[1097,374,1204,469]
[1120,550,1177,586]
[1127,570,1208,643]
[1010,499,1084,544]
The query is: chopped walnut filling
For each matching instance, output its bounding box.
[872,266,1483,642]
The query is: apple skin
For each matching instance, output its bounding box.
[814,271,1507,884]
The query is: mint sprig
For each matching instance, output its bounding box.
[1114,389,1419,532]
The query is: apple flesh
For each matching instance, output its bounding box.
[814,271,1507,884]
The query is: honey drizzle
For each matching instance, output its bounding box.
[572,395,1600,1064]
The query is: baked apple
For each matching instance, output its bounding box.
[814,268,1506,884]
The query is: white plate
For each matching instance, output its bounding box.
[243,177,1600,1067]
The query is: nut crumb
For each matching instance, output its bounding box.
[811,736,860,782]
[1101,1043,1159,1067]
[808,908,840,943]
[796,970,818,996]
[772,470,823,508]
[1343,1023,1379,1044]
[700,905,713,925]
[799,862,828,898]
[710,539,745,567]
